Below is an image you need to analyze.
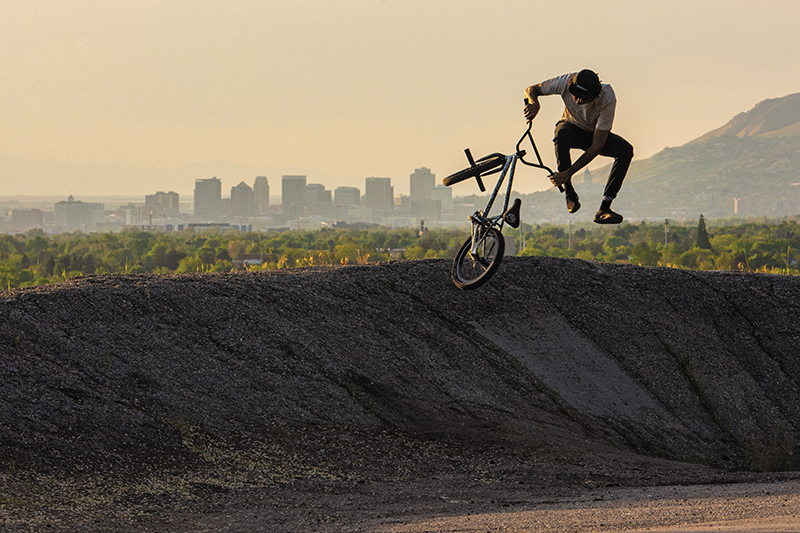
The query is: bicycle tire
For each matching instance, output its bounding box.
[451,227,505,289]
[442,155,505,187]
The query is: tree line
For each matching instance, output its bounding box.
[1,216,799,290]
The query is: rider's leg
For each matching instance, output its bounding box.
[594,133,634,224]
[599,133,634,201]
[553,121,593,213]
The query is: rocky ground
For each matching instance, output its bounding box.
[2,256,800,531]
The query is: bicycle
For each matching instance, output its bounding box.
[443,112,560,289]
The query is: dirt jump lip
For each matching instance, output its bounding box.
[2,257,800,471]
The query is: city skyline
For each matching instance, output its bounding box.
[3,167,457,233]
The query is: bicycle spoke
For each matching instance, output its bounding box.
[452,227,505,289]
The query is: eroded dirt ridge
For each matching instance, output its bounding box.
[2,256,800,473]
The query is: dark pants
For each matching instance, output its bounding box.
[553,121,633,199]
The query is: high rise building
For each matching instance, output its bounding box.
[409,167,439,219]
[431,185,452,210]
[194,177,222,221]
[334,187,361,207]
[145,191,180,218]
[365,177,393,210]
[306,183,332,217]
[54,196,104,231]
[429,185,451,221]
[231,181,255,217]
[409,167,435,203]
[11,209,44,232]
[253,176,270,215]
[282,175,307,219]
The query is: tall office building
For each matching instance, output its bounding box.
[409,167,439,219]
[306,183,332,218]
[145,191,180,218]
[365,177,393,210]
[11,209,45,232]
[253,176,270,215]
[194,177,222,221]
[431,185,453,210]
[334,186,361,207]
[231,181,255,217]
[409,167,435,203]
[282,175,307,219]
[54,196,104,231]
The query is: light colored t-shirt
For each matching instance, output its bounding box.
[540,72,616,132]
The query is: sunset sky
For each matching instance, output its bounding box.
[2,0,799,197]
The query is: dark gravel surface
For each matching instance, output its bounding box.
[2,256,800,531]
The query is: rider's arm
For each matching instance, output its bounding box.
[523,84,544,120]
[525,84,543,100]
[575,128,609,170]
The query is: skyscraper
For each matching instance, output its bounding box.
[194,177,222,221]
[145,191,180,218]
[409,168,439,219]
[306,183,332,218]
[409,167,435,203]
[54,196,104,231]
[253,176,270,215]
[334,187,361,207]
[282,175,307,219]
[365,177,393,210]
[231,181,255,217]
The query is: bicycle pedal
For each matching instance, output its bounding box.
[503,198,522,228]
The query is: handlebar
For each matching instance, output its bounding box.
[517,103,563,192]
[442,101,564,193]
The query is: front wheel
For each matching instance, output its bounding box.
[451,227,505,290]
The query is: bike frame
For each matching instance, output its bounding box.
[467,123,553,256]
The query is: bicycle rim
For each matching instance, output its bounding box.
[451,227,505,290]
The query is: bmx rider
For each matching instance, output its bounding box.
[523,69,633,224]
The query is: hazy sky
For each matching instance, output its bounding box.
[2,0,800,198]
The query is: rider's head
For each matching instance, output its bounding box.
[568,69,602,104]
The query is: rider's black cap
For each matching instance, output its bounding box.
[568,69,602,100]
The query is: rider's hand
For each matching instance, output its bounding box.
[549,170,571,188]
[523,99,540,121]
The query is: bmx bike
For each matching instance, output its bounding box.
[443,116,559,289]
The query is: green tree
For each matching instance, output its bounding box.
[197,247,216,266]
[697,214,712,250]
[175,256,203,274]
[630,242,661,266]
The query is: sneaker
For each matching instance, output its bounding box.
[565,191,581,214]
[594,208,623,224]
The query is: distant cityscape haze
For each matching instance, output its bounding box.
[2,1,800,198]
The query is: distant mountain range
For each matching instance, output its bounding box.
[517,92,800,222]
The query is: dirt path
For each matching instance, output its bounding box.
[373,481,800,533]
[27,477,795,532]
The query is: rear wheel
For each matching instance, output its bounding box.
[442,155,505,186]
[451,227,505,290]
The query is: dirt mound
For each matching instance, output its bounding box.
[2,256,799,477]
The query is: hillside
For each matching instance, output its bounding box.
[692,93,800,142]
[2,258,800,530]
[622,92,800,219]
